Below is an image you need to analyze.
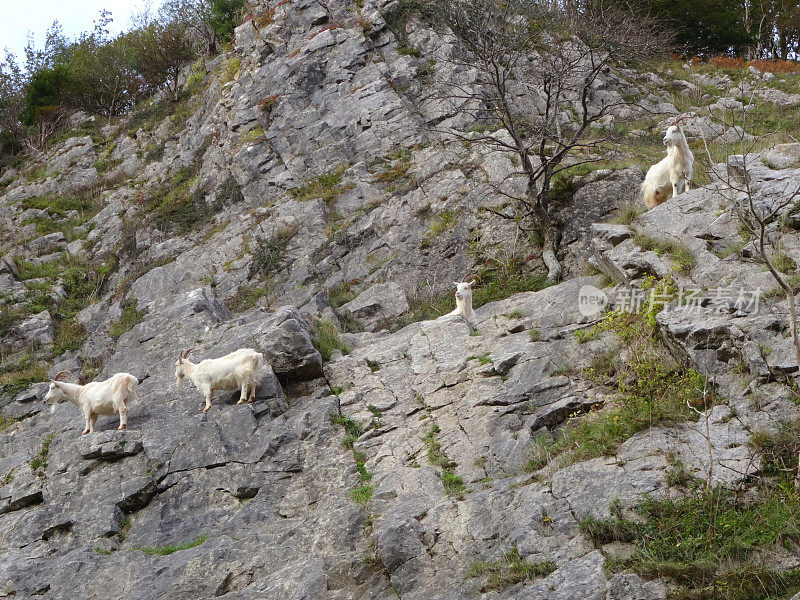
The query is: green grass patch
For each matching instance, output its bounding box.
[133,534,208,556]
[422,210,458,244]
[225,284,268,313]
[349,485,373,505]
[291,164,349,203]
[52,317,87,356]
[147,164,210,234]
[770,246,796,274]
[30,433,55,474]
[471,262,550,308]
[581,488,800,600]
[108,301,146,339]
[220,57,241,83]
[249,225,297,277]
[312,319,350,361]
[422,424,467,499]
[327,280,358,309]
[634,234,696,273]
[0,358,47,398]
[525,311,708,471]
[612,206,645,225]
[20,190,99,218]
[468,547,556,592]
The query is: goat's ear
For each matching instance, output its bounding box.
[467,279,476,288]
[453,281,459,288]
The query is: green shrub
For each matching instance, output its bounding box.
[249,226,297,277]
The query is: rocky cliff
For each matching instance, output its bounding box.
[2,0,800,598]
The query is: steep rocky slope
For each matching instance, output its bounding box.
[3,0,800,598]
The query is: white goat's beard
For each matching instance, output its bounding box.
[50,404,56,414]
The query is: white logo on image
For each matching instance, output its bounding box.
[578,285,608,317]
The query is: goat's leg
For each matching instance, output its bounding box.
[88,413,98,434]
[237,382,247,405]
[118,405,128,430]
[202,387,213,412]
[82,413,91,436]
[247,383,256,403]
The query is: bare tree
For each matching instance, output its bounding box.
[416,0,667,281]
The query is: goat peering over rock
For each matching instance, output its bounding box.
[642,120,695,209]
[175,348,264,412]
[447,280,476,320]
[44,371,138,435]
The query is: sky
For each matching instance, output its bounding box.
[1,0,158,67]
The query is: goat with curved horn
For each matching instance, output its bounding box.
[53,370,72,382]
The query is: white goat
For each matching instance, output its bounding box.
[642,122,694,209]
[447,280,476,320]
[175,348,264,412]
[44,371,138,435]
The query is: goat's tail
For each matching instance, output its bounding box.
[122,374,139,406]
[642,180,658,209]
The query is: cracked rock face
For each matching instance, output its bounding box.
[3,0,800,597]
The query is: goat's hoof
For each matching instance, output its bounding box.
[247,399,255,404]
[236,399,245,405]
[81,430,90,435]
[118,424,126,430]
[203,406,211,413]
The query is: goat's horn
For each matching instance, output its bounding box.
[53,370,72,382]
[181,348,194,359]
[673,114,692,126]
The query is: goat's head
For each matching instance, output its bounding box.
[453,280,476,303]
[44,371,72,408]
[175,348,193,387]
[663,125,686,147]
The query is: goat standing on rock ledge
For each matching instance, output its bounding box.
[175,348,264,412]
[642,121,695,209]
[44,371,138,435]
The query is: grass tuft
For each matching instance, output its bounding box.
[133,534,208,556]
[468,547,556,592]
